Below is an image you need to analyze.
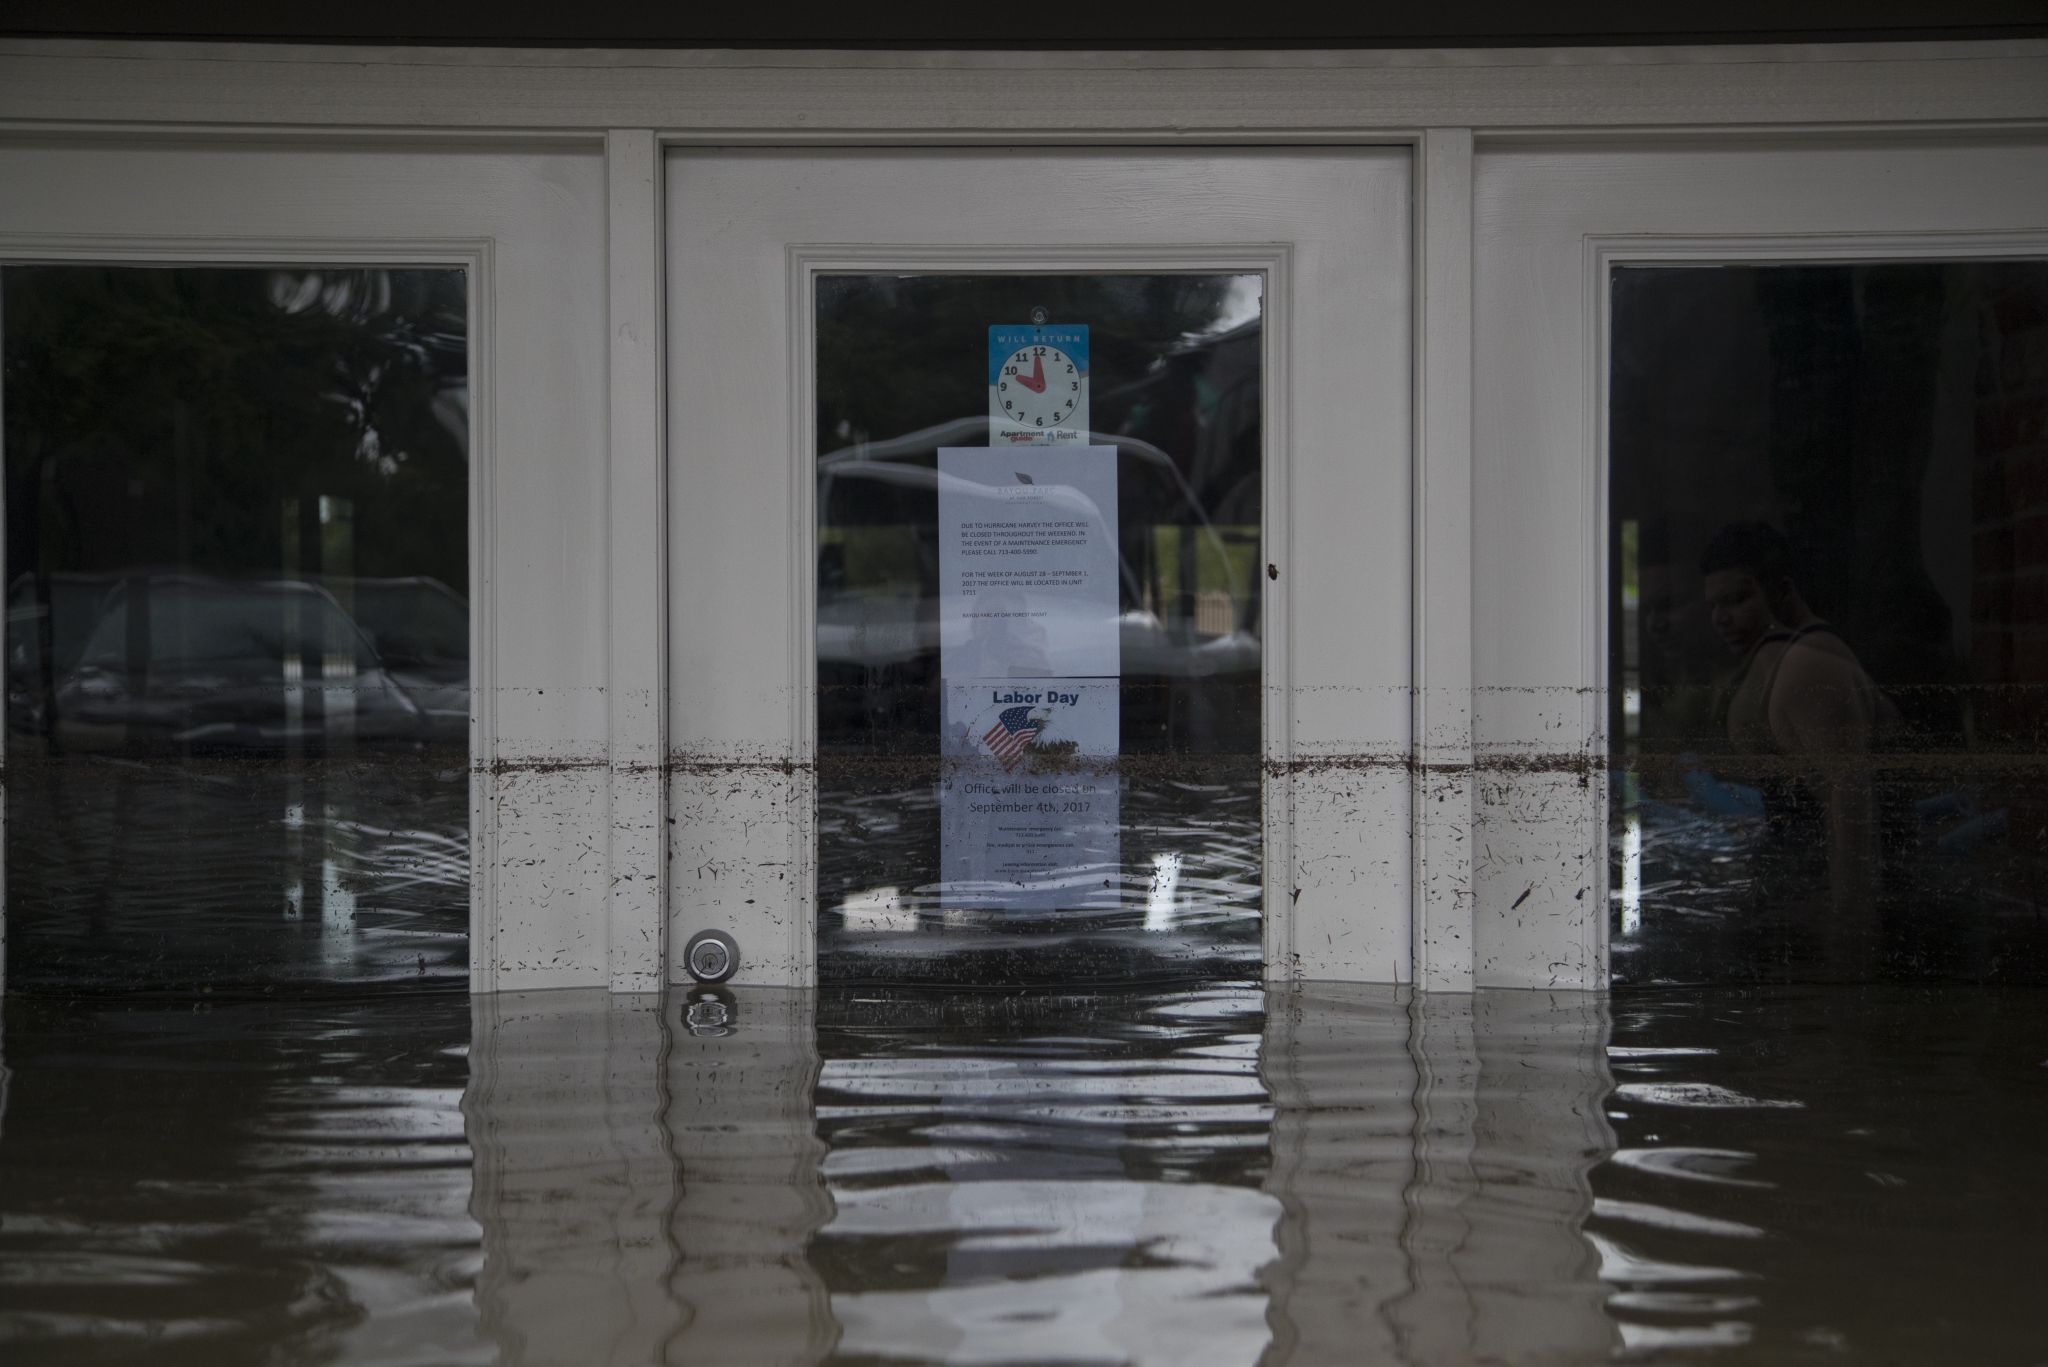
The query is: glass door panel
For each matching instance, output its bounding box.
[815,274,1263,983]
[1607,259,2048,983]
[2,265,470,992]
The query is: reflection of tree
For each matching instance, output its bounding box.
[3,266,469,592]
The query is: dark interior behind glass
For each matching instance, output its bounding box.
[2,266,469,993]
[1609,261,2048,984]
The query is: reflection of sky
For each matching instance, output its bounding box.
[1184,275,1263,343]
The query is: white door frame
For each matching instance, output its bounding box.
[2,41,2044,992]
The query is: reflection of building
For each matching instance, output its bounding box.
[814,988,1280,1364]
[467,992,682,1366]
[466,989,836,1366]
[663,991,838,1363]
[464,984,1620,1365]
[1261,987,1616,1365]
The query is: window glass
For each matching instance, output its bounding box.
[1609,261,2048,982]
[815,274,1263,983]
[3,266,469,992]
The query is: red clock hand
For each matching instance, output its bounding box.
[1017,355,1046,392]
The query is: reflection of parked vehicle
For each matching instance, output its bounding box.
[50,574,428,753]
[817,418,1261,752]
[6,571,119,735]
[324,576,470,746]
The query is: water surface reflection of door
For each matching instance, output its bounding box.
[666,150,1413,987]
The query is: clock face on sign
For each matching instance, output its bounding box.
[995,345,1082,430]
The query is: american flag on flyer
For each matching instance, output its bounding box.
[981,705,1043,771]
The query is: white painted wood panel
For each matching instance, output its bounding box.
[1413,128,1477,992]
[605,129,668,992]
[3,40,2045,134]
[1471,136,2048,988]
[0,140,612,990]
[667,149,1412,985]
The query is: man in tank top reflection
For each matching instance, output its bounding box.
[1701,522,1898,975]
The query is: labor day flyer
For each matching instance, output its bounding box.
[937,679,1121,911]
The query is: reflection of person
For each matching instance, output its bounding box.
[1701,523,1897,967]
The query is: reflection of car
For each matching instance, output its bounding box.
[49,574,429,753]
[817,418,1261,751]
[6,571,119,735]
[323,575,470,746]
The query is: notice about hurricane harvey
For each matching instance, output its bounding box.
[936,445,1119,679]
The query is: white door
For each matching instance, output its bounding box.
[1472,135,2048,988]
[667,148,1413,987]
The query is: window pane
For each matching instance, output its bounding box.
[3,266,469,992]
[815,274,1263,983]
[1608,261,2048,983]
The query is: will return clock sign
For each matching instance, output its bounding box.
[989,323,1089,445]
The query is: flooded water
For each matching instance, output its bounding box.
[3,752,471,994]
[818,769,1264,984]
[1612,795,2048,987]
[2,984,2044,1364]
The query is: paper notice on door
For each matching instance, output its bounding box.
[938,678,1121,911]
[937,443,1123,911]
[937,445,1120,679]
